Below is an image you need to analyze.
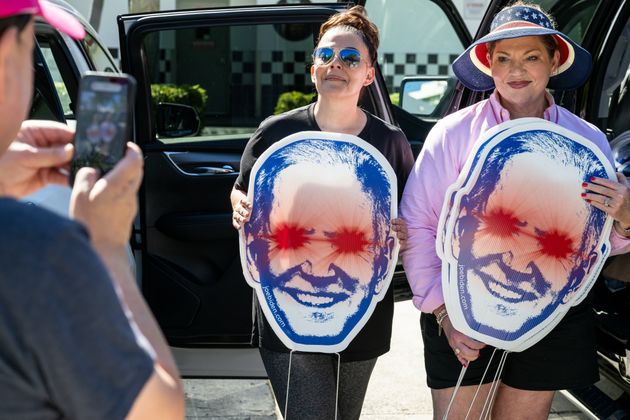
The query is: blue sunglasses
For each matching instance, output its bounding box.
[312,47,363,69]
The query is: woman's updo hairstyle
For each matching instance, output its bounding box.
[317,6,379,65]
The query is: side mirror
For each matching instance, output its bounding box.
[156,102,200,138]
[399,76,450,117]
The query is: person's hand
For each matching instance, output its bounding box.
[69,142,143,249]
[0,120,74,198]
[441,314,486,367]
[582,174,630,228]
[232,196,252,230]
[391,218,408,249]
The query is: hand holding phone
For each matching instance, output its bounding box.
[70,72,136,184]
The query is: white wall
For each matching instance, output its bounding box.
[369,0,466,55]
[455,0,491,35]
[69,0,91,22]
[98,0,130,53]
[65,0,128,56]
[65,0,490,58]
[64,0,490,90]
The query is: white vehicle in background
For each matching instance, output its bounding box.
[29,0,267,377]
[26,0,112,217]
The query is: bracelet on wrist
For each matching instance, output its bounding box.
[435,307,449,336]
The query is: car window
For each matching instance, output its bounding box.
[365,0,467,118]
[142,21,319,144]
[36,33,78,118]
[80,32,118,73]
[599,12,630,138]
[39,45,72,116]
[538,0,603,44]
[31,43,65,122]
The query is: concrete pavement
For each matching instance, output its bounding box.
[184,301,589,419]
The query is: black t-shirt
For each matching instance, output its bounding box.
[0,198,154,419]
[235,104,415,361]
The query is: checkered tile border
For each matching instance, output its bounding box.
[380,52,459,92]
[158,48,175,83]
[157,49,459,92]
[230,50,313,89]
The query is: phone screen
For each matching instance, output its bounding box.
[71,74,135,181]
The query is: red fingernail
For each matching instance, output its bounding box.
[463,361,468,367]
[582,182,588,187]
[590,176,595,181]
[586,199,592,203]
[580,192,586,197]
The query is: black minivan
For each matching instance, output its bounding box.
[32,0,630,416]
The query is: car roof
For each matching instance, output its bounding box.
[40,0,98,36]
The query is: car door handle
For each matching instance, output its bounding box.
[163,152,238,177]
[188,166,235,175]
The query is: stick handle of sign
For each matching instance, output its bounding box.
[443,364,468,420]
[464,348,499,420]
[479,350,510,420]
[284,350,294,420]
[334,353,341,420]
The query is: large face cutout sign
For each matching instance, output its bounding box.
[438,119,615,352]
[240,131,399,353]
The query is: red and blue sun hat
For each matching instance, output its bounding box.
[0,0,85,40]
[452,5,591,92]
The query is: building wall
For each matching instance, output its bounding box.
[66,0,489,95]
[367,0,483,91]
[66,0,488,64]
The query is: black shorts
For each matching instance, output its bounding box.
[421,299,599,390]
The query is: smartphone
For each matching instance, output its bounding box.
[70,72,136,183]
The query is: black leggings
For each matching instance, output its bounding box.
[260,348,377,420]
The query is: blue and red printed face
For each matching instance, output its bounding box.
[446,129,609,343]
[243,138,396,350]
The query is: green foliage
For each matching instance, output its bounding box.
[54,81,71,114]
[274,91,316,115]
[389,92,399,106]
[150,84,208,116]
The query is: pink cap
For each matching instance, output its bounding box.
[0,0,85,39]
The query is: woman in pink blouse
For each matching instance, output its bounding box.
[400,2,630,419]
